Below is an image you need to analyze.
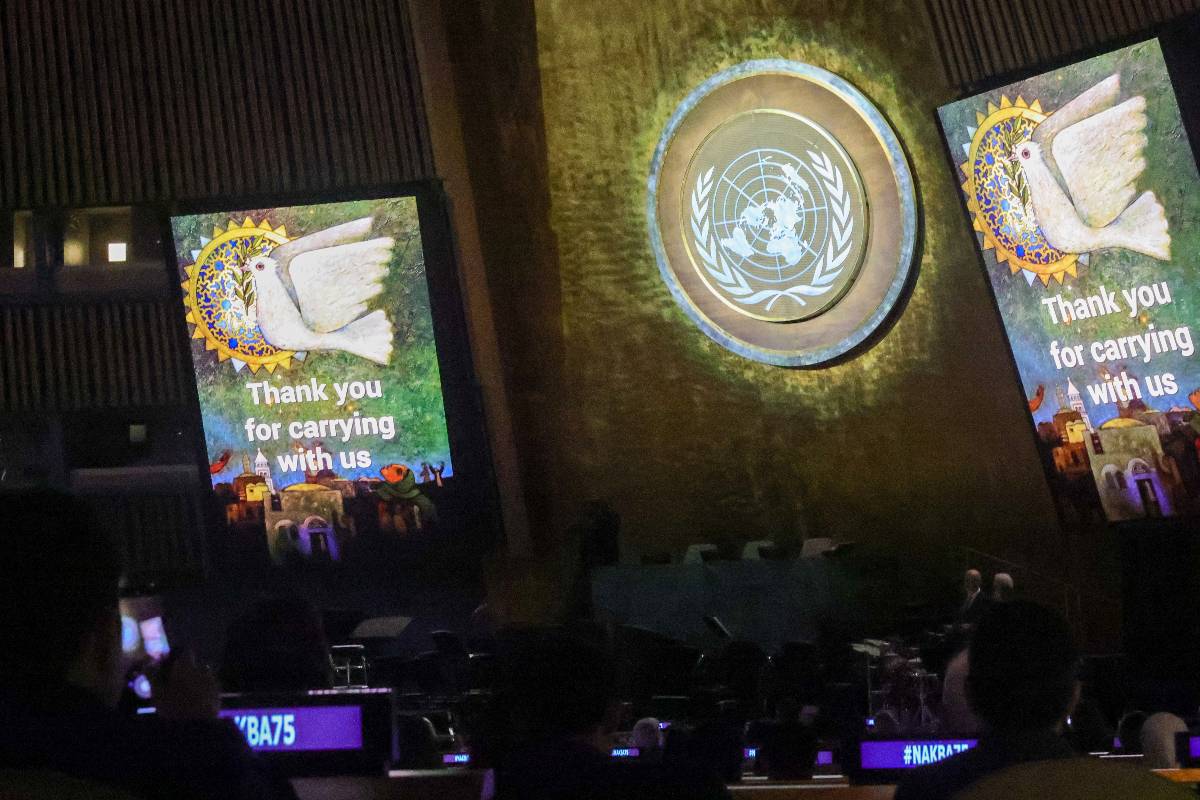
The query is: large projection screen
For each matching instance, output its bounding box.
[172,195,453,499]
[939,39,1200,523]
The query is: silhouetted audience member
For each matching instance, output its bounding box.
[958,569,989,624]
[490,631,729,799]
[1116,711,1147,755]
[219,596,332,693]
[1066,696,1113,754]
[896,601,1079,800]
[0,490,295,800]
[941,647,981,734]
[754,696,818,779]
[1141,712,1188,769]
[683,714,745,784]
[631,718,664,762]
[394,715,441,769]
[992,573,1014,603]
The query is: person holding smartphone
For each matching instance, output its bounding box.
[0,490,296,800]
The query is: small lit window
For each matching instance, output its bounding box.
[11,210,32,269]
[64,207,132,267]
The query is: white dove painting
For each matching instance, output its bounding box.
[1010,74,1170,261]
[244,217,395,366]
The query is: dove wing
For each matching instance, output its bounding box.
[1052,95,1147,228]
[271,217,375,302]
[289,237,393,333]
[1032,74,1120,149]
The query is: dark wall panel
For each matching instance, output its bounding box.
[0,0,434,210]
[0,300,191,412]
[926,0,1200,89]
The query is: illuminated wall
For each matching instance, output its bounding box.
[532,0,1064,569]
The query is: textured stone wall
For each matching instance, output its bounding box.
[532,0,1064,573]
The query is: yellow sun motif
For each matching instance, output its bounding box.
[181,217,300,374]
[960,95,1080,286]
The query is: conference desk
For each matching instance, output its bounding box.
[291,773,896,800]
[288,764,1200,799]
[1157,768,1200,783]
[293,771,485,800]
[729,779,895,798]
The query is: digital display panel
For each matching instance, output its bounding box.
[938,40,1200,522]
[859,739,977,770]
[219,705,363,752]
[171,196,453,498]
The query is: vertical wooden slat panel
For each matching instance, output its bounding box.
[122,303,139,406]
[65,306,79,408]
[10,305,29,408]
[162,0,203,199]
[0,6,13,202]
[383,0,427,177]
[146,300,168,403]
[104,304,124,406]
[18,0,46,205]
[157,301,184,404]
[302,0,343,184]
[0,309,10,408]
[290,0,333,189]
[129,303,147,404]
[88,2,122,204]
[22,307,41,406]
[323,0,366,184]
[122,1,159,201]
[342,2,388,180]
[927,0,1200,91]
[0,0,435,208]
[72,1,102,205]
[82,304,99,405]
[50,306,66,407]
[47,1,78,205]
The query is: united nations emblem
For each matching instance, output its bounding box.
[688,111,868,322]
[649,60,917,366]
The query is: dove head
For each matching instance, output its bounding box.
[1010,140,1042,166]
[243,255,280,280]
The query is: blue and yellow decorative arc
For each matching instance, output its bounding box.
[181,217,303,373]
[960,95,1080,286]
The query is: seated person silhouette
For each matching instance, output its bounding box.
[898,601,1190,800]
[896,600,1079,800]
[755,696,818,779]
[0,490,295,800]
[219,596,332,692]
[490,630,729,799]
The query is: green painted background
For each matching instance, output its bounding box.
[532,0,1067,573]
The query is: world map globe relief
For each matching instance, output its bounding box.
[713,147,830,285]
[683,109,869,323]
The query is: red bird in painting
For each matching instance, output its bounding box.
[1028,384,1045,413]
[209,450,233,475]
[1189,389,1200,412]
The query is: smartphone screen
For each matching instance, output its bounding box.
[138,616,170,662]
